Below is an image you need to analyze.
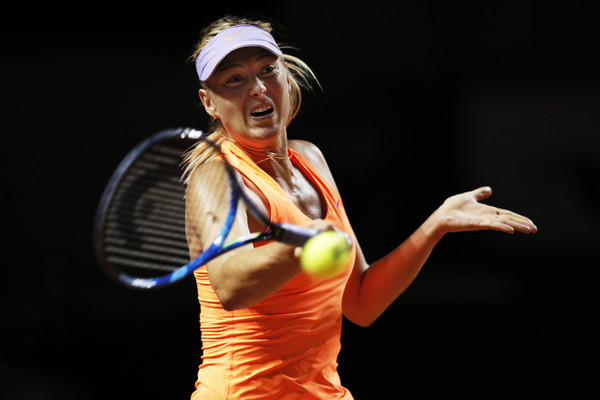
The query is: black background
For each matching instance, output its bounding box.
[2,2,599,399]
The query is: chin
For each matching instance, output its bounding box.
[249,124,285,140]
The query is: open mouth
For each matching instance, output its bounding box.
[250,105,274,118]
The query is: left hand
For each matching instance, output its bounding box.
[434,186,538,235]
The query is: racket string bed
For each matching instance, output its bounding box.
[98,133,193,277]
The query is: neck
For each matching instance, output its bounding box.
[225,134,291,168]
[224,136,295,187]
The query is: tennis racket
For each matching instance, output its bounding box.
[93,127,347,290]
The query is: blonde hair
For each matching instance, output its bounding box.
[182,15,320,184]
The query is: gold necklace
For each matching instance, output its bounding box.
[255,151,291,165]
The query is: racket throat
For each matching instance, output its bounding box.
[271,223,320,247]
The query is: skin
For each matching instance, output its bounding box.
[186,46,538,323]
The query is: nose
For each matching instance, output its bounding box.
[249,77,267,97]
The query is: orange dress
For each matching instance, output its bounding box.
[191,141,356,400]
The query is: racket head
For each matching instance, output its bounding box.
[93,127,322,290]
[93,127,202,288]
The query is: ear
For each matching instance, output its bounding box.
[198,88,218,119]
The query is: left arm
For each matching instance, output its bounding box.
[290,141,537,327]
[342,186,537,327]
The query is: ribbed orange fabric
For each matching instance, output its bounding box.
[190,141,356,400]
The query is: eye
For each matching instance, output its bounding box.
[261,64,277,76]
[225,74,244,85]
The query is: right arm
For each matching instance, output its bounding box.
[185,161,302,311]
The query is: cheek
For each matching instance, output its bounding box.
[282,86,294,122]
[273,78,292,114]
[213,97,243,121]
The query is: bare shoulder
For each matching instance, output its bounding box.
[187,160,228,194]
[289,139,326,162]
[289,140,339,192]
[186,160,233,220]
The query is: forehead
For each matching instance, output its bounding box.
[216,47,279,72]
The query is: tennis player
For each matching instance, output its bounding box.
[184,16,537,400]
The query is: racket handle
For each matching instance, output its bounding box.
[275,223,320,247]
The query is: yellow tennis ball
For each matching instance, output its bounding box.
[300,231,352,279]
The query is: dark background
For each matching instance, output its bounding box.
[2,2,598,399]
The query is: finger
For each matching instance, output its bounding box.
[473,186,492,202]
[472,217,518,234]
[308,219,338,233]
[494,209,538,233]
[492,222,515,234]
[504,215,538,234]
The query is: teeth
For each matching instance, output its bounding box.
[251,105,273,115]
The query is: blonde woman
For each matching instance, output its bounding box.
[184,16,537,400]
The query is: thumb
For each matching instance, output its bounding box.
[473,186,492,201]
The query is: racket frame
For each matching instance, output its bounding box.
[93,127,320,290]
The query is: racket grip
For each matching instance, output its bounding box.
[276,223,320,247]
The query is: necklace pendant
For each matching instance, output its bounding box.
[256,150,291,165]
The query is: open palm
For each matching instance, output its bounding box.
[436,187,537,235]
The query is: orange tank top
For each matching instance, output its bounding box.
[191,141,356,400]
